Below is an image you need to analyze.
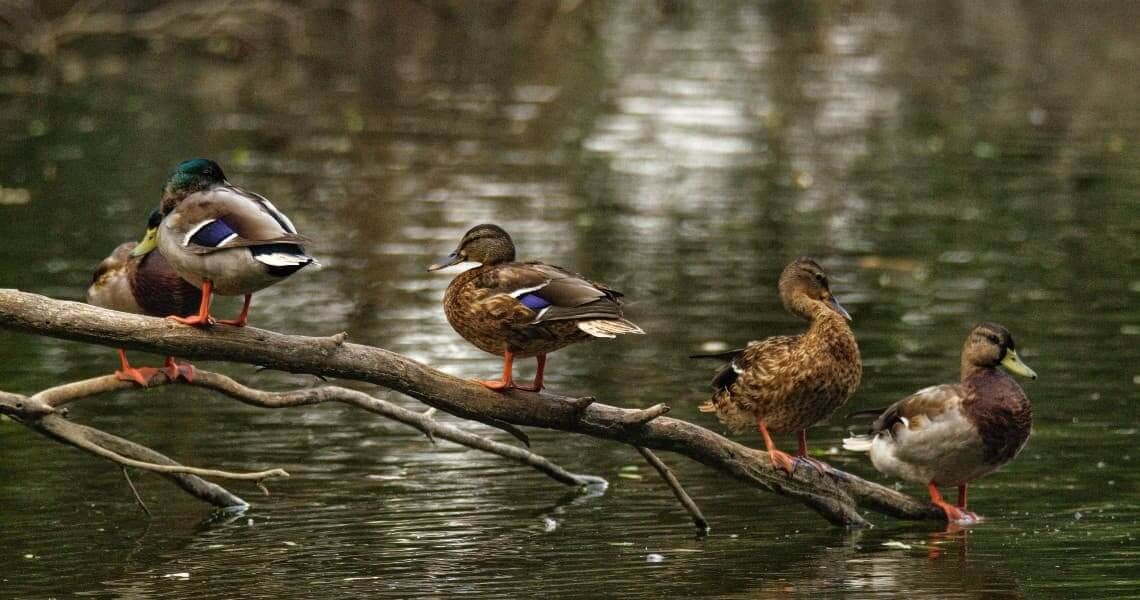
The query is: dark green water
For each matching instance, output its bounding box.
[1,2,1137,598]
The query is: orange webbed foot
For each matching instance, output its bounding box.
[932,499,981,525]
[115,366,159,387]
[768,448,798,475]
[794,454,834,474]
[167,314,215,327]
[513,382,543,393]
[163,357,196,382]
[476,378,514,392]
[215,317,247,327]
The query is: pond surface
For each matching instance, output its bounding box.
[0,1,1137,598]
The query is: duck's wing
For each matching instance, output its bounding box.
[844,384,963,452]
[483,262,631,325]
[871,385,963,436]
[693,337,798,411]
[169,185,311,256]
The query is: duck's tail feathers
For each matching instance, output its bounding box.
[846,407,887,420]
[577,318,644,338]
[697,400,717,413]
[252,243,317,277]
[689,348,745,361]
[842,434,874,453]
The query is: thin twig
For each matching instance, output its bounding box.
[637,446,709,533]
[122,467,151,517]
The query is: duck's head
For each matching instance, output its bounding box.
[962,322,1037,380]
[778,258,851,321]
[129,209,164,257]
[427,224,516,271]
[160,158,227,214]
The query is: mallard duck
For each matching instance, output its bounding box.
[693,258,861,474]
[86,210,201,385]
[131,158,316,327]
[843,322,1036,524]
[427,224,644,392]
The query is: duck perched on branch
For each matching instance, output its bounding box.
[133,158,316,328]
[428,224,643,392]
[844,322,1036,524]
[694,258,861,474]
[86,211,200,385]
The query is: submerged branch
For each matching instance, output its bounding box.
[0,289,945,526]
[637,446,709,533]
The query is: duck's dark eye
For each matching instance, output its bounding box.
[985,334,1001,345]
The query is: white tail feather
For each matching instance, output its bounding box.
[577,319,645,338]
[842,434,874,453]
[254,252,312,267]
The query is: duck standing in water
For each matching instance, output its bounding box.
[132,158,316,327]
[844,322,1036,524]
[694,258,861,474]
[428,224,643,392]
[86,210,201,385]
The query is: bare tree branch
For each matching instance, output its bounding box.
[0,289,946,526]
[636,446,709,533]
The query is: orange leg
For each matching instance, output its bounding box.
[514,354,546,392]
[114,349,157,387]
[758,419,797,474]
[217,293,252,327]
[794,429,832,473]
[478,350,518,391]
[168,280,216,327]
[163,356,196,382]
[957,484,968,508]
[928,482,979,524]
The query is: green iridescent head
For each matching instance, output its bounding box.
[160,158,226,213]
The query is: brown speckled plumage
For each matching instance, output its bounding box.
[443,264,600,357]
[87,242,201,318]
[431,224,642,391]
[436,225,641,359]
[697,258,861,436]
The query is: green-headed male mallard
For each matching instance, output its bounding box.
[693,258,861,474]
[86,210,201,385]
[843,322,1036,524]
[131,158,316,327]
[427,224,643,392]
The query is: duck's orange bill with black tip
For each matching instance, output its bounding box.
[427,251,464,272]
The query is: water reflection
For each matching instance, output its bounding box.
[1,1,1138,598]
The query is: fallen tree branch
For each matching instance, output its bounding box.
[0,391,249,509]
[0,289,945,526]
[1,369,605,508]
[637,446,709,533]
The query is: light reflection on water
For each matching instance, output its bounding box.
[0,1,1138,598]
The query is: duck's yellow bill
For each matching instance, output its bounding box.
[130,227,159,257]
[1001,349,1037,380]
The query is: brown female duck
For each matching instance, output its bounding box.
[843,322,1036,524]
[428,224,643,392]
[694,258,861,474]
[86,210,201,385]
